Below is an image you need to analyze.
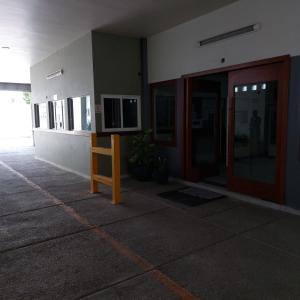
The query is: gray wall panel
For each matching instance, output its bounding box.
[30,33,94,104]
[34,131,91,176]
[92,32,141,132]
[92,32,141,175]
[30,33,95,177]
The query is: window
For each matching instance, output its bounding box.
[123,98,138,128]
[33,104,40,128]
[101,95,141,132]
[39,103,47,129]
[151,81,176,145]
[68,96,92,131]
[48,101,55,129]
[54,99,65,130]
[33,103,47,129]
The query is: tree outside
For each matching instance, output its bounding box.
[23,92,31,104]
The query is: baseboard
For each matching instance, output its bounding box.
[174,178,300,217]
[34,156,130,181]
[121,174,130,179]
[35,156,90,180]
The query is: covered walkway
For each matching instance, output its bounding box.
[1,145,300,299]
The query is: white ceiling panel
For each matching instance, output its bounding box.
[0,0,237,83]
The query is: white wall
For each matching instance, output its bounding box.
[148,0,300,82]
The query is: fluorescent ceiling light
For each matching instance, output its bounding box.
[46,69,63,80]
[199,23,261,47]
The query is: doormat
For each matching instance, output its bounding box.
[181,187,224,199]
[158,187,224,207]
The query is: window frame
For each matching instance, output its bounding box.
[67,98,74,131]
[48,101,55,129]
[67,95,92,132]
[101,94,141,133]
[38,102,48,129]
[33,104,40,128]
[53,99,65,130]
[150,79,177,147]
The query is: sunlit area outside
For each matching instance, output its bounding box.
[0,90,33,152]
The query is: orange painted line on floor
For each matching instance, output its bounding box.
[0,161,200,300]
[92,226,198,300]
[92,227,153,270]
[150,270,199,300]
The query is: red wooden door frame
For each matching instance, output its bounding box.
[182,55,290,204]
[228,63,288,203]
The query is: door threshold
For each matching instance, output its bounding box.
[173,178,300,217]
[203,176,227,188]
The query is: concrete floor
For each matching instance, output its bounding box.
[1,144,300,300]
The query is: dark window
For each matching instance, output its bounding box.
[104,97,121,129]
[123,98,138,128]
[101,95,141,132]
[152,81,176,145]
[67,98,74,130]
[48,101,55,129]
[34,104,40,128]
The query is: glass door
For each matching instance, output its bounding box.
[185,78,221,181]
[228,62,288,203]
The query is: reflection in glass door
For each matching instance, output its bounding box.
[192,93,218,166]
[228,59,289,203]
[233,82,277,184]
[186,78,221,181]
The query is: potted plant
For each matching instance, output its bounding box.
[128,129,155,181]
[152,156,169,184]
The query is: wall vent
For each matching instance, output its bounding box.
[198,24,260,47]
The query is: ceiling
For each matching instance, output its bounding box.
[0,0,237,83]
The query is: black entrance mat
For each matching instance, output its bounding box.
[158,187,224,207]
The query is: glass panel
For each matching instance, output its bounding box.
[48,102,55,129]
[153,84,175,142]
[233,81,277,183]
[104,97,121,129]
[123,98,138,128]
[33,104,39,128]
[73,96,91,131]
[84,96,92,131]
[191,79,218,165]
[39,103,47,129]
[54,100,64,130]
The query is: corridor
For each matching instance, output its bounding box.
[1,144,300,299]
